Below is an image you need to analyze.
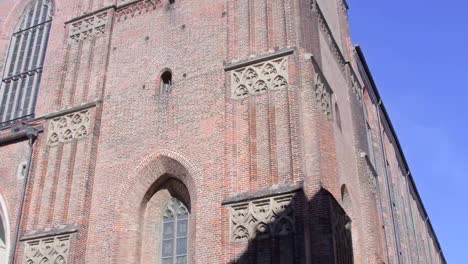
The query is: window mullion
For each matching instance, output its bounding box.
[3,80,19,121]
[0,0,52,124]
[0,83,11,121]
[26,22,50,117]
[32,0,43,25]
[12,27,38,120]
[10,78,27,120]
[173,216,178,264]
[5,11,33,121]
[19,24,41,117]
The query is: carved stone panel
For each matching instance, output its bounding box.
[47,110,90,145]
[23,235,71,264]
[115,0,160,22]
[229,194,295,242]
[314,73,332,119]
[69,11,108,42]
[230,57,289,99]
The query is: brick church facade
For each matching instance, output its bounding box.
[0,0,445,263]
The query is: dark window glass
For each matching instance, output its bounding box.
[0,0,53,125]
[160,71,173,93]
[161,198,189,264]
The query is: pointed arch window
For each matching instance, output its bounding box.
[161,198,189,264]
[0,0,53,125]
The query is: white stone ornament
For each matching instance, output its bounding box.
[47,110,90,145]
[314,73,332,119]
[231,57,289,99]
[229,194,295,242]
[23,235,71,264]
[69,12,108,42]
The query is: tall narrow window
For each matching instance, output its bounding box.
[160,70,173,94]
[161,198,189,264]
[0,0,53,125]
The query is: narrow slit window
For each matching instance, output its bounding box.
[160,71,173,94]
[0,0,53,125]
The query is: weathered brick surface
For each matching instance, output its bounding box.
[0,0,444,263]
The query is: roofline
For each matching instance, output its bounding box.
[354,45,446,263]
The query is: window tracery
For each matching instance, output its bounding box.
[230,57,289,99]
[0,0,53,124]
[161,198,189,264]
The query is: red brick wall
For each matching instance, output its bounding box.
[0,0,444,263]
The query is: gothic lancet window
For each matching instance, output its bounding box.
[0,0,53,125]
[161,198,189,264]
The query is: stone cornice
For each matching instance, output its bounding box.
[20,224,79,241]
[224,48,295,71]
[115,0,161,22]
[222,181,303,205]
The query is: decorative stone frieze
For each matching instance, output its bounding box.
[313,73,332,119]
[69,12,108,42]
[312,2,347,74]
[230,57,289,99]
[23,235,71,264]
[115,0,160,22]
[47,110,90,145]
[228,194,295,242]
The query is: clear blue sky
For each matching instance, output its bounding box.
[348,0,467,263]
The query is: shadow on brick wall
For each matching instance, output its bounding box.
[229,188,353,264]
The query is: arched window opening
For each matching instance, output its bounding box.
[160,70,173,94]
[161,197,189,264]
[0,0,53,125]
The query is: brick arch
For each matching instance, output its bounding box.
[0,193,10,263]
[114,149,200,263]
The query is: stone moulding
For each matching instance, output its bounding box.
[311,56,333,119]
[47,110,90,145]
[115,0,161,22]
[226,49,294,99]
[68,10,109,42]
